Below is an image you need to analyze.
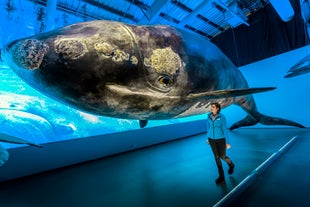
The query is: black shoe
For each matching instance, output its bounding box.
[228,163,235,175]
[215,176,225,184]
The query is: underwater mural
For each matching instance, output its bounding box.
[0,143,9,167]
[2,20,304,133]
[0,63,122,146]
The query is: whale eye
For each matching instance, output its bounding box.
[158,76,173,87]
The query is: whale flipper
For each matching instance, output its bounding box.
[139,120,148,128]
[230,112,305,130]
[0,133,42,147]
[187,87,276,100]
[284,65,310,78]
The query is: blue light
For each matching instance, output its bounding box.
[270,0,295,22]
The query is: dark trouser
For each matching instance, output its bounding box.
[208,138,233,177]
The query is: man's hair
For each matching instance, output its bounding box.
[211,102,221,112]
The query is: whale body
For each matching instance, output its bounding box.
[2,20,304,129]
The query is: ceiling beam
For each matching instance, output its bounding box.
[82,0,137,22]
[184,24,213,39]
[159,12,180,24]
[30,0,100,20]
[177,0,213,28]
[138,0,169,24]
[124,0,150,11]
[46,0,57,31]
[196,14,225,32]
[170,0,193,13]
[214,0,249,27]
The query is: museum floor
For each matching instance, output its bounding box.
[0,128,309,207]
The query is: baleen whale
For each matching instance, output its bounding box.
[2,20,304,129]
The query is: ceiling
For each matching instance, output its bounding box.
[32,0,269,39]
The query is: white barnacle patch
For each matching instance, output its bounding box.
[144,47,182,76]
[112,49,130,62]
[11,39,49,70]
[54,38,87,59]
[130,56,138,65]
[94,42,113,57]
[93,42,131,63]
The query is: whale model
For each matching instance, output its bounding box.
[2,20,304,129]
[285,54,310,78]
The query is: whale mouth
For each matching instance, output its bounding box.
[105,84,181,101]
[106,84,276,101]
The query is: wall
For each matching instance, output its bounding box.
[224,45,310,128]
[0,119,207,182]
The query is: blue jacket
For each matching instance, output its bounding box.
[206,112,229,140]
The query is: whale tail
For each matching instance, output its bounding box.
[230,111,305,130]
[231,94,305,130]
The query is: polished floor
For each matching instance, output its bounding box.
[0,128,309,207]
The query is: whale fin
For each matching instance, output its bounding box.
[288,55,310,72]
[139,120,148,128]
[187,87,276,100]
[230,112,305,130]
[285,55,310,78]
[284,65,310,78]
[229,115,258,130]
[0,133,42,147]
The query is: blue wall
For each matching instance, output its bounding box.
[224,45,310,128]
[0,119,207,182]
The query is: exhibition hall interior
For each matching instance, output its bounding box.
[0,0,309,206]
